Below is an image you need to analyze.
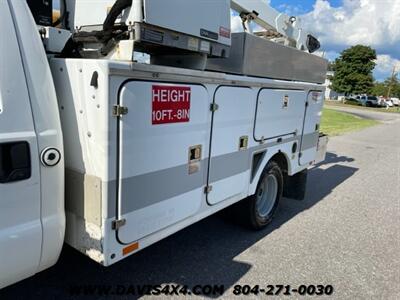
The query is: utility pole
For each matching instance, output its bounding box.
[386,66,398,98]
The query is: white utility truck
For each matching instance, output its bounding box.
[0,0,328,288]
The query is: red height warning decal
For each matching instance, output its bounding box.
[152,85,191,125]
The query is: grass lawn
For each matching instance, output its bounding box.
[320,108,379,136]
[325,100,400,113]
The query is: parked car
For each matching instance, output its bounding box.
[356,95,379,107]
[391,97,400,106]
[383,99,394,107]
[377,97,390,107]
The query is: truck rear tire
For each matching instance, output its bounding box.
[247,161,283,230]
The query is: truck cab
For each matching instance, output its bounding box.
[0,1,64,289]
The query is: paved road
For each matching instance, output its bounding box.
[325,104,400,123]
[1,112,400,300]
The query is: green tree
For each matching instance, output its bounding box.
[371,75,400,98]
[371,81,387,96]
[327,62,335,71]
[394,81,400,98]
[386,73,400,98]
[331,45,377,95]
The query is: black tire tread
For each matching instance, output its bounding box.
[246,161,283,230]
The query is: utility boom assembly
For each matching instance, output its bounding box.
[31,0,322,71]
[56,0,232,66]
[0,0,328,289]
[231,0,319,51]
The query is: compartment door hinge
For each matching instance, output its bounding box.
[210,103,219,112]
[204,185,213,194]
[112,105,128,117]
[112,218,126,230]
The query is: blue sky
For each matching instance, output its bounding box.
[270,0,341,14]
[265,0,400,81]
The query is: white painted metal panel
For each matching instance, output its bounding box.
[50,60,111,180]
[207,87,254,205]
[300,91,324,165]
[118,81,210,244]
[144,0,231,45]
[64,0,118,28]
[11,0,66,273]
[254,89,306,141]
[65,0,231,45]
[0,2,42,288]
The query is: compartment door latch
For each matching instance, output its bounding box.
[112,105,128,117]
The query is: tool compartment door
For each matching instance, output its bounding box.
[254,89,306,141]
[207,87,254,205]
[299,91,324,166]
[117,81,209,244]
[0,2,42,288]
[144,0,231,46]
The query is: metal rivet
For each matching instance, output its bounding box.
[87,132,92,137]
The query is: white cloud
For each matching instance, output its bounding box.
[230,0,272,33]
[301,0,400,59]
[313,50,340,61]
[374,55,400,79]
[277,3,307,16]
[231,10,244,33]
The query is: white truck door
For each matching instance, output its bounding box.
[0,2,42,289]
[299,91,324,166]
[117,81,209,244]
[207,87,254,205]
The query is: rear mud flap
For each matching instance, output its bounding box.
[283,169,308,201]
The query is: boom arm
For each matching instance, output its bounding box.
[231,0,312,51]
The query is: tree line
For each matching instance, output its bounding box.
[329,45,399,98]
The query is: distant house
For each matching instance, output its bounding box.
[324,71,345,100]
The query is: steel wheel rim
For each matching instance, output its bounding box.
[256,174,278,218]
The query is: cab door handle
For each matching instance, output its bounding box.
[0,142,31,183]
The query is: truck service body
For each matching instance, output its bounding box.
[0,0,328,289]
